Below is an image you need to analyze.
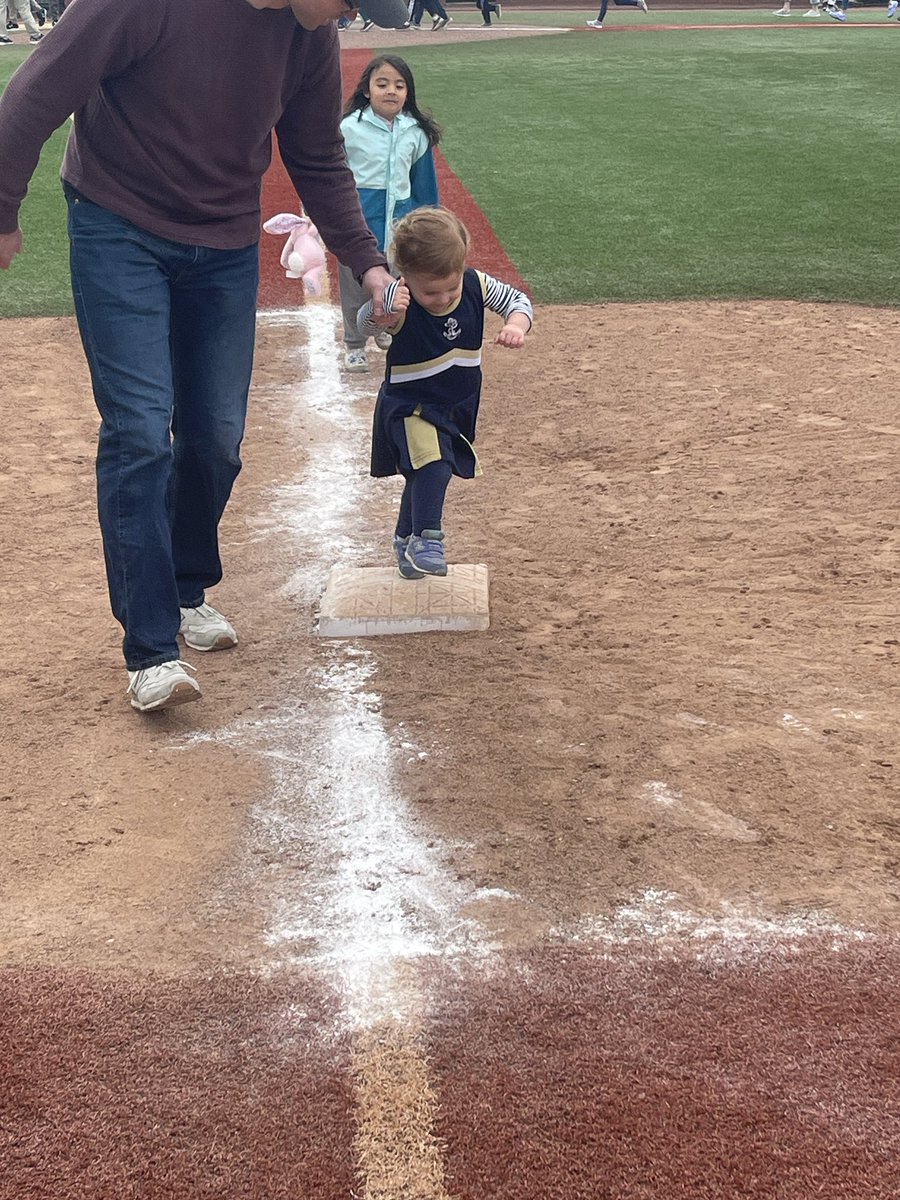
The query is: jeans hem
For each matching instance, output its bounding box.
[126,652,181,672]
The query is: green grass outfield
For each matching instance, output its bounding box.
[2,12,898,315]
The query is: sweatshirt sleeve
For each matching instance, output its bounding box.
[0,0,161,234]
[275,29,386,281]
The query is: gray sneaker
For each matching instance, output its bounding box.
[344,348,369,373]
[405,529,447,576]
[394,534,425,580]
[179,602,238,652]
[127,661,200,711]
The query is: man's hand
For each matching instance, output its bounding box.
[361,264,396,325]
[0,229,23,270]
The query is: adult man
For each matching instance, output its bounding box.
[0,0,406,712]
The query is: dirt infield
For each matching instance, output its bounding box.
[4,297,900,969]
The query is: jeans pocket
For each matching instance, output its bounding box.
[62,180,85,204]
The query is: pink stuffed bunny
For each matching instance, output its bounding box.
[262,212,327,296]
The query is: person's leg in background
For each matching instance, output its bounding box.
[9,0,41,38]
[587,0,609,27]
[429,0,450,28]
[338,261,371,373]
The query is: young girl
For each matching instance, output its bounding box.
[339,56,442,374]
[357,207,533,578]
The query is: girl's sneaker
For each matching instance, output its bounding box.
[393,535,425,580]
[405,529,447,576]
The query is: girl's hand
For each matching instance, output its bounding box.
[495,323,526,349]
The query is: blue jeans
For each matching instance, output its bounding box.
[65,186,259,669]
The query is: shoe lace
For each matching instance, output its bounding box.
[126,660,197,694]
[184,603,218,621]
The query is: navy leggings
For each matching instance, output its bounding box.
[396,460,453,537]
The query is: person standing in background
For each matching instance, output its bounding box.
[478,0,501,26]
[338,54,441,373]
[587,0,649,29]
[6,0,43,40]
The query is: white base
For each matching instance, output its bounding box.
[316,563,490,637]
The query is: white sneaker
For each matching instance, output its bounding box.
[586,18,603,26]
[373,329,393,351]
[127,661,200,711]
[179,603,238,652]
[773,5,790,11]
[803,6,819,12]
[344,348,369,373]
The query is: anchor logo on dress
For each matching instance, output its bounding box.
[443,318,461,341]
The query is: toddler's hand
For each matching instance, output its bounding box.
[388,276,411,315]
[495,323,526,349]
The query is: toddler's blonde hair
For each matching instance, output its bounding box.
[391,207,470,279]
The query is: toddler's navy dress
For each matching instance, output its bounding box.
[370,267,488,480]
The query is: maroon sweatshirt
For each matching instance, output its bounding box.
[0,0,386,278]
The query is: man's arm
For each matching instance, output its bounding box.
[274,25,387,284]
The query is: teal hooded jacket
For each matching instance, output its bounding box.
[339,106,439,255]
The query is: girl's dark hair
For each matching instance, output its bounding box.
[342,55,442,147]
